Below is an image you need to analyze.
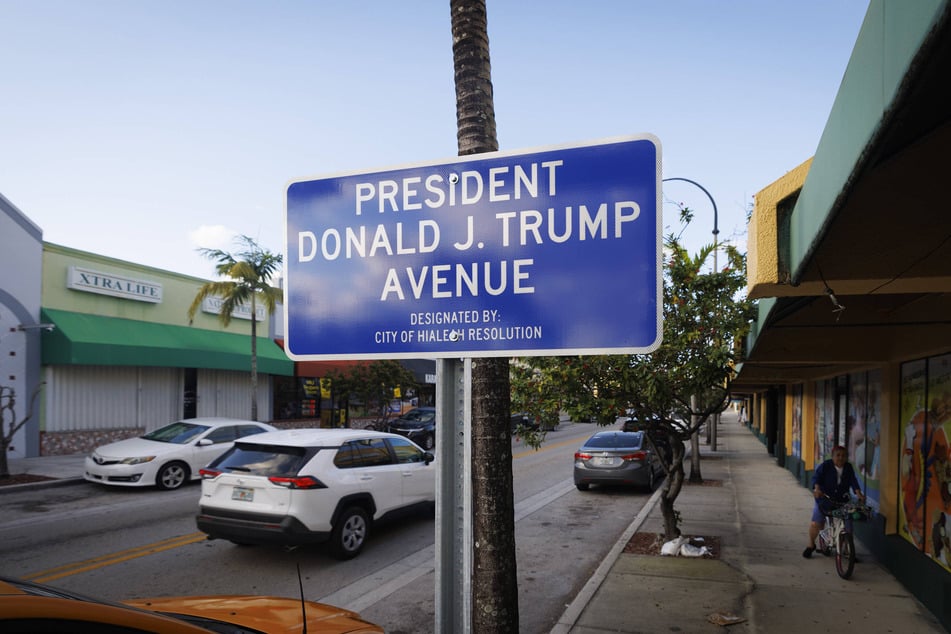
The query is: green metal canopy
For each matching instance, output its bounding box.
[40,308,294,375]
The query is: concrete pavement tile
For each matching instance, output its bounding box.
[573,561,749,634]
[720,521,810,548]
[749,585,945,633]
[613,553,747,584]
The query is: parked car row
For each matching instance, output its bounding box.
[380,407,556,449]
[82,414,438,561]
[87,409,661,562]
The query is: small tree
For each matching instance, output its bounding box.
[512,234,754,539]
[188,235,282,422]
[323,360,419,428]
[0,383,43,478]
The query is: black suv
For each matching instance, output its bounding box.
[385,407,436,450]
[622,417,673,463]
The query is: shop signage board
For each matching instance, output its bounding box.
[283,134,662,360]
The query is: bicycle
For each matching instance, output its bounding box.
[815,497,872,579]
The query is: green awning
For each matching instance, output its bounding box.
[41,308,294,376]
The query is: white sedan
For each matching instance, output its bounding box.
[84,418,277,490]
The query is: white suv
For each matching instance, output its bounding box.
[196,428,435,559]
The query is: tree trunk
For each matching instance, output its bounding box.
[711,411,719,451]
[470,358,517,632]
[689,394,702,482]
[660,437,686,539]
[250,295,259,422]
[450,2,517,631]
[0,383,43,478]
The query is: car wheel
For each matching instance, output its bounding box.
[423,434,435,451]
[156,461,189,490]
[331,507,370,560]
[646,464,656,491]
[576,482,590,491]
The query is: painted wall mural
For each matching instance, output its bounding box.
[899,354,951,569]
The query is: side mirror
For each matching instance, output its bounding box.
[197,439,214,447]
[423,451,435,465]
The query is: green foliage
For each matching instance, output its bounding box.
[187,235,283,327]
[511,233,755,446]
[324,360,419,425]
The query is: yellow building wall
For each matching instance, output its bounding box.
[801,381,816,471]
[747,158,812,300]
[880,362,900,535]
[784,396,794,462]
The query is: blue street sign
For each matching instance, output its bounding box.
[284,135,661,360]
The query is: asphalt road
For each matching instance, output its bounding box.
[0,421,656,633]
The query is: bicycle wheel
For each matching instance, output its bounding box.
[835,530,855,579]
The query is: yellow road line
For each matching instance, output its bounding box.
[513,435,583,459]
[26,532,207,583]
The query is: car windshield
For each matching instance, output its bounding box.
[142,422,210,444]
[584,432,644,449]
[400,409,436,423]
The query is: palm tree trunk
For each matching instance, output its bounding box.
[250,295,259,422]
[450,1,518,631]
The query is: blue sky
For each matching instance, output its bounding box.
[1,1,869,281]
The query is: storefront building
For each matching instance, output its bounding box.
[3,194,434,457]
[270,306,437,427]
[735,1,951,626]
[37,243,294,455]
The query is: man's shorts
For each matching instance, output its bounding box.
[811,501,827,524]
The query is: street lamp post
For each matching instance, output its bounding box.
[662,177,719,272]
[662,177,721,453]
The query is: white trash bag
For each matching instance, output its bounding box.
[661,536,687,556]
[680,542,711,557]
[661,535,711,557]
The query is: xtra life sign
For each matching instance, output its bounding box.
[283,135,661,360]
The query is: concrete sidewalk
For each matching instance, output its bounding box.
[3,452,86,490]
[553,411,946,633]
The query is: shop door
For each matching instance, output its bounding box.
[184,368,197,419]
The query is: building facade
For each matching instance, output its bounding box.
[736,1,951,626]
[36,242,294,455]
[2,196,435,458]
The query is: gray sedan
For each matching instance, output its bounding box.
[573,430,660,492]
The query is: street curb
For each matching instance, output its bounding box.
[549,478,665,634]
[0,477,85,495]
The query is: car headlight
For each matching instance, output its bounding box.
[120,456,156,465]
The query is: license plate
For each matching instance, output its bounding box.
[595,457,617,466]
[232,486,254,502]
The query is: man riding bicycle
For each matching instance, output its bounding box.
[803,445,865,558]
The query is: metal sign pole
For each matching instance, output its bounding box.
[434,357,471,633]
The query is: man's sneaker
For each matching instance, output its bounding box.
[802,546,815,558]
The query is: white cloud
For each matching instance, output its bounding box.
[188,225,238,251]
